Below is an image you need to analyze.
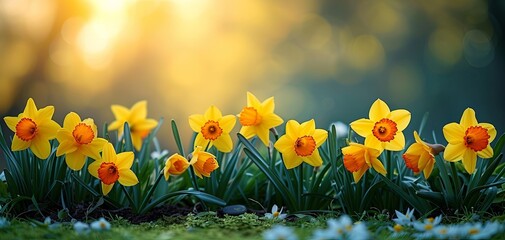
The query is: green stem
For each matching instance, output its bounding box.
[189,166,200,192]
[450,162,461,198]
[138,171,164,211]
[298,164,303,209]
[121,185,136,213]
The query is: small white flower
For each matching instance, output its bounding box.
[388,223,408,238]
[151,149,169,160]
[393,208,415,226]
[263,225,297,240]
[0,217,10,228]
[265,204,287,220]
[90,217,111,231]
[413,215,442,232]
[348,221,370,240]
[73,221,90,234]
[311,228,333,240]
[44,217,52,225]
[330,121,349,138]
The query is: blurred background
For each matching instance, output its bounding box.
[1,0,504,163]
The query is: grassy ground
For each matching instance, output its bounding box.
[1,212,505,240]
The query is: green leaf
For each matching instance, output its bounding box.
[122,122,134,152]
[171,119,185,156]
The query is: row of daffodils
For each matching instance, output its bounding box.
[1,93,498,191]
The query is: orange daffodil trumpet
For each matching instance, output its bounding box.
[443,108,496,174]
[350,99,411,151]
[342,143,387,182]
[189,146,219,178]
[402,131,445,179]
[163,153,190,181]
[189,106,236,153]
[238,92,284,146]
[274,119,328,169]
[56,112,108,171]
[108,101,158,151]
[88,142,139,195]
[3,98,61,159]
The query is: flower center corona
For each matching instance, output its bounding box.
[15,118,38,141]
[464,126,489,152]
[402,154,420,173]
[203,158,218,174]
[239,107,262,126]
[372,118,398,142]
[98,162,119,185]
[72,123,95,144]
[201,120,223,140]
[343,153,365,172]
[273,211,280,218]
[294,135,316,157]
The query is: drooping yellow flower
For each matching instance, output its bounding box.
[189,146,219,178]
[163,153,190,181]
[274,119,328,169]
[402,131,444,179]
[88,142,139,195]
[188,105,236,153]
[108,101,158,151]
[56,112,108,171]
[342,142,386,182]
[3,98,61,159]
[350,99,411,151]
[443,108,496,174]
[238,92,284,146]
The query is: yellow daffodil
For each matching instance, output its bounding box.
[402,131,445,179]
[189,105,236,153]
[189,146,219,178]
[163,153,190,181]
[3,98,61,159]
[274,119,328,169]
[443,108,496,174]
[88,142,138,195]
[238,92,284,146]
[56,112,108,171]
[108,100,158,151]
[342,142,387,182]
[350,99,411,151]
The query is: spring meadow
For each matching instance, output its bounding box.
[1,1,505,240]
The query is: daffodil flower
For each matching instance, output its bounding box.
[108,100,158,151]
[163,153,190,180]
[274,119,328,169]
[3,98,60,159]
[189,105,236,152]
[402,131,444,179]
[88,143,139,195]
[56,112,108,171]
[443,108,496,174]
[350,99,411,151]
[189,146,219,178]
[238,92,284,146]
[342,142,386,182]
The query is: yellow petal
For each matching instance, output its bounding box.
[63,112,81,132]
[88,160,101,178]
[405,142,424,156]
[108,120,125,132]
[37,106,55,121]
[353,166,368,183]
[79,138,107,160]
[239,126,256,139]
[262,113,284,129]
[102,182,114,195]
[369,99,390,122]
[130,100,147,124]
[274,135,293,154]
[219,115,236,133]
[461,149,477,174]
[443,143,466,161]
[304,150,323,167]
[282,152,303,169]
[285,120,300,139]
[134,119,158,131]
[442,123,465,144]
[418,152,430,169]
[255,125,270,146]
[365,135,384,152]
[189,114,206,132]
[193,133,209,149]
[350,119,374,138]
[116,152,135,170]
[479,123,497,143]
[56,137,78,156]
[204,105,222,120]
[102,143,117,163]
[118,169,139,186]
[460,108,478,128]
[131,132,143,151]
[4,116,19,132]
[164,165,170,181]
[65,151,87,171]
[313,129,328,147]
[423,159,434,179]
[82,118,97,134]
[413,131,423,144]
[37,120,60,140]
[385,132,405,151]
[260,96,275,114]
[11,136,30,151]
[370,157,387,176]
[109,105,130,130]
[246,92,262,109]
[389,109,411,131]
[477,145,493,159]
[30,137,51,159]
[214,134,233,152]
[300,119,316,136]
[23,98,38,118]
